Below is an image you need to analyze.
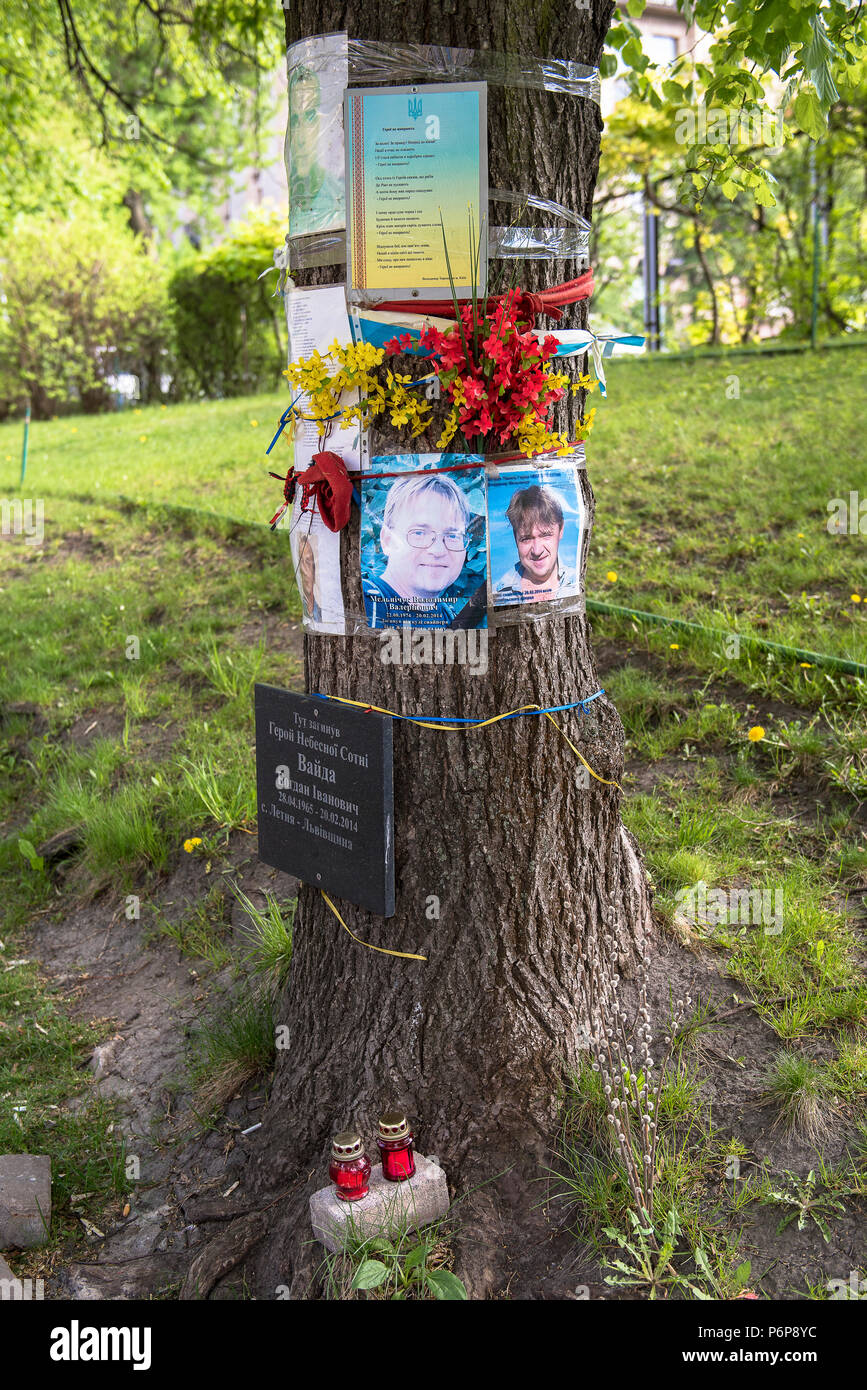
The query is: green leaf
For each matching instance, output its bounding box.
[622,38,649,73]
[800,15,840,106]
[350,1258,390,1291]
[626,0,646,17]
[366,1238,395,1256]
[793,90,825,140]
[17,838,43,871]
[662,80,683,103]
[733,1260,752,1292]
[403,1244,428,1271]
[753,180,777,207]
[425,1269,469,1300]
[684,1283,713,1300]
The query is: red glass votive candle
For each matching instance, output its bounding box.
[329,1131,371,1202]
[377,1112,416,1182]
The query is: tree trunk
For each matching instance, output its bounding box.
[243,0,654,1300]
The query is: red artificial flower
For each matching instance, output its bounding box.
[416,295,566,449]
[383,332,416,355]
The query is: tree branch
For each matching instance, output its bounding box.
[55,0,238,170]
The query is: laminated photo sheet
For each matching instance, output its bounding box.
[280,284,362,635]
[287,33,349,239]
[361,454,487,630]
[485,446,586,626]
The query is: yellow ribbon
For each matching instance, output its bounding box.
[318,694,623,791]
[316,695,622,963]
[320,891,428,961]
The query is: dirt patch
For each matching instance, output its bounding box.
[23,834,297,1300]
[65,709,127,746]
[58,529,112,561]
[237,614,304,661]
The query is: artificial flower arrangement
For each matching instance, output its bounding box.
[281,288,598,459]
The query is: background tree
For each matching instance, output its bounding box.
[593,60,867,346]
[608,0,867,211]
[234,0,654,1302]
[0,1,281,236]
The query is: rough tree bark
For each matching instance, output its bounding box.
[243,0,654,1299]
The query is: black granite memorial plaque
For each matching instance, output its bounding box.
[255,685,395,917]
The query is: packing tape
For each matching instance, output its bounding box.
[286,32,597,259]
[288,190,591,270]
[287,32,600,102]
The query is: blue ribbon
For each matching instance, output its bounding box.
[309,689,605,726]
[266,392,304,455]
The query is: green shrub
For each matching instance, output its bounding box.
[169,210,286,399]
[0,205,169,418]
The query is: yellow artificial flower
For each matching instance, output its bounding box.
[436,407,459,449]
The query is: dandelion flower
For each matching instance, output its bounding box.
[799,662,813,669]
[747,726,765,742]
[183,837,203,853]
[797,532,805,539]
[670,643,679,650]
[140,435,147,443]
[250,419,259,428]
[606,570,618,583]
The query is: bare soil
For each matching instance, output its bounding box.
[27,839,297,1300]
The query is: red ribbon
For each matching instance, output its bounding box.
[379,270,594,326]
[269,450,354,532]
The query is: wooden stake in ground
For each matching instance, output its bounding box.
[247,0,654,1298]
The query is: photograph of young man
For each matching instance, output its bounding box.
[493,483,578,605]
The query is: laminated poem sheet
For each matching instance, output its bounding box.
[281,284,361,635]
[345,82,488,299]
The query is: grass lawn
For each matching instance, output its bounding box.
[0,345,865,1295]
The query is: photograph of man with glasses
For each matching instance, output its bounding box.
[361,467,487,630]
